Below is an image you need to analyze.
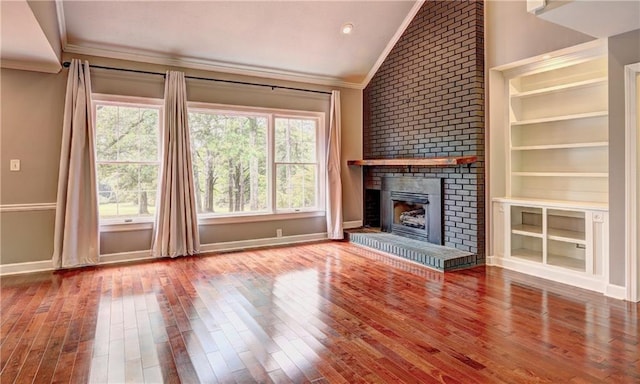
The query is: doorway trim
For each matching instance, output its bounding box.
[625,62,640,302]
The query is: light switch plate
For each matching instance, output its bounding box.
[10,159,20,171]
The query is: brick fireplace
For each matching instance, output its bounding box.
[362,0,485,260]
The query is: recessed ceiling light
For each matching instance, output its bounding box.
[341,23,354,35]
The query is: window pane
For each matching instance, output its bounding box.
[97,163,158,218]
[276,164,317,210]
[189,112,268,214]
[95,105,159,162]
[275,118,316,163]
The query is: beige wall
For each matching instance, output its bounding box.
[0,55,363,264]
[485,0,594,69]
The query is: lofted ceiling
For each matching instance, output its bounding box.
[2,0,422,88]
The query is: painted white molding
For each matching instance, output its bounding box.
[488,256,607,295]
[0,203,57,213]
[624,62,640,302]
[0,260,54,276]
[605,284,628,300]
[343,220,363,229]
[0,232,330,276]
[200,233,327,253]
[63,44,363,90]
[99,222,154,233]
[55,0,67,50]
[99,250,153,265]
[362,0,425,88]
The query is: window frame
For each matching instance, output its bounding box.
[92,94,164,229]
[187,102,326,224]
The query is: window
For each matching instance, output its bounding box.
[188,104,324,219]
[94,96,162,221]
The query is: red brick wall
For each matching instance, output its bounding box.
[363,0,485,257]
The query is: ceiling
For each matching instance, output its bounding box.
[1,0,422,88]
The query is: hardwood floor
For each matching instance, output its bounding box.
[1,242,638,383]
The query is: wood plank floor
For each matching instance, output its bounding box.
[1,242,638,383]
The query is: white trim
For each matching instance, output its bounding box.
[0,260,54,276]
[362,0,425,88]
[625,62,640,302]
[343,220,363,229]
[0,232,333,276]
[492,39,607,78]
[605,284,628,300]
[100,222,154,233]
[63,44,363,90]
[0,203,57,213]
[55,0,67,51]
[487,256,607,295]
[99,250,153,265]
[200,233,327,253]
[198,211,324,225]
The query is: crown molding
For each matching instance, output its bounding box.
[63,43,364,90]
[54,0,67,51]
[361,0,425,89]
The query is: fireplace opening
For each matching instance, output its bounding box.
[395,202,426,229]
[381,177,443,245]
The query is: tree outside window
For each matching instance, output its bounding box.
[95,102,160,219]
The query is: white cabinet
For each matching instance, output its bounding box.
[492,199,608,292]
[489,40,610,293]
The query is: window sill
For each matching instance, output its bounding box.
[198,210,325,225]
[99,211,325,232]
[100,220,154,233]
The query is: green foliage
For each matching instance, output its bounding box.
[189,112,267,213]
[95,104,160,218]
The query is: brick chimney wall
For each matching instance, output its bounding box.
[363,0,485,258]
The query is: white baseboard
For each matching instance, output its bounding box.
[343,220,363,229]
[604,284,627,300]
[487,256,607,295]
[99,250,154,265]
[0,260,54,276]
[200,232,327,253]
[1,232,329,276]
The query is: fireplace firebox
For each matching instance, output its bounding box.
[381,177,443,245]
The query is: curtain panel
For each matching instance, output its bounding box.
[326,90,344,240]
[152,71,200,257]
[52,59,99,269]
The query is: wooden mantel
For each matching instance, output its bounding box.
[347,156,477,167]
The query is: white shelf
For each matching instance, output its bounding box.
[512,224,543,238]
[493,197,609,211]
[548,227,586,244]
[512,172,608,178]
[511,142,608,151]
[511,77,607,98]
[511,111,608,126]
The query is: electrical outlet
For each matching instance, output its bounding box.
[10,159,20,171]
[276,229,283,238]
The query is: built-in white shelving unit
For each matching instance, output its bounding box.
[489,40,610,294]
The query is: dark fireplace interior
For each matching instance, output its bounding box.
[380,177,443,245]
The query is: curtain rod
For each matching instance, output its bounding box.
[62,61,332,95]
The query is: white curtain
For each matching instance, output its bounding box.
[52,59,99,269]
[152,71,200,257]
[326,90,344,239]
